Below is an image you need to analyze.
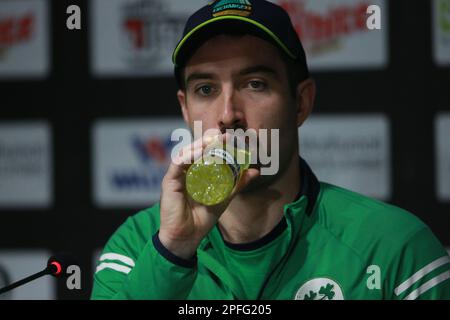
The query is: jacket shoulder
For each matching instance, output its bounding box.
[101,204,161,259]
[316,182,428,255]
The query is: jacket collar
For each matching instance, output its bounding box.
[289,157,320,216]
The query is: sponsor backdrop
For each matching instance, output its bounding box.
[92,119,187,207]
[433,0,450,65]
[90,0,208,77]
[0,0,50,78]
[0,0,449,300]
[274,0,388,70]
[0,250,55,300]
[436,112,450,201]
[300,114,391,200]
[0,122,52,208]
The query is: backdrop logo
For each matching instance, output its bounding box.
[0,123,52,208]
[0,14,34,59]
[110,135,175,191]
[279,0,374,56]
[133,135,172,165]
[121,0,186,67]
[300,115,390,199]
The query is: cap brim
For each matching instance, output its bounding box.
[172,15,297,67]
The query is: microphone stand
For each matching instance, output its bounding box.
[0,266,53,296]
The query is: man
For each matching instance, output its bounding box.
[91,0,450,300]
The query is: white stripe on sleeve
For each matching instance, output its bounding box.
[395,255,450,296]
[95,262,131,275]
[99,253,135,267]
[403,270,450,300]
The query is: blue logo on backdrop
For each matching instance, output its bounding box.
[110,135,176,191]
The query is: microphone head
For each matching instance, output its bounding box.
[47,253,78,278]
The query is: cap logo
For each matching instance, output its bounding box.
[211,0,252,17]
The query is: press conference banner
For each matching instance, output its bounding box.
[272,0,388,70]
[0,122,53,208]
[435,112,450,201]
[433,0,450,66]
[89,0,387,77]
[89,0,207,77]
[299,114,391,200]
[0,0,50,78]
[92,118,187,208]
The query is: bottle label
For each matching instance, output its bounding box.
[207,148,241,184]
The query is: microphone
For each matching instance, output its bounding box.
[0,253,77,296]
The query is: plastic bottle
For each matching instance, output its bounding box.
[185,135,250,206]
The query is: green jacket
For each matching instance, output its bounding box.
[91,159,450,300]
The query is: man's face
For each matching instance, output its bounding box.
[177,34,302,190]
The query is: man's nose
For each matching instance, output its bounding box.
[217,89,246,132]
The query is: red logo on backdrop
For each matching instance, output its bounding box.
[0,14,34,53]
[124,19,145,49]
[133,135,174,165]
[279,0,369,55]
[122,0,163,52]
[120,0,186,68]
[145,138,168,164]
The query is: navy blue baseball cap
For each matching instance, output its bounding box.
[173,0,309,86]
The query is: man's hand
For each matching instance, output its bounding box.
[158,133,260,259]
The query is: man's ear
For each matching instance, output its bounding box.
[295,78,316,127]
[177,89,190,125]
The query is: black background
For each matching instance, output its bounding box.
[0,0,449,300]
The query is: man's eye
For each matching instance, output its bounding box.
[196,85,214,96]
[248,80,267,90]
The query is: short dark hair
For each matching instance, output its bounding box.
[175,32,309,98]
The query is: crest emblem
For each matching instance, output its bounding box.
[211,0,252,17]
[294,278,344,300]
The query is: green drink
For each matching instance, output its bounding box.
[186,139,250,206]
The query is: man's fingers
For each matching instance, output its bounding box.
[173,144,203,165]
[167,146,203,179]
[166,133,224,180]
